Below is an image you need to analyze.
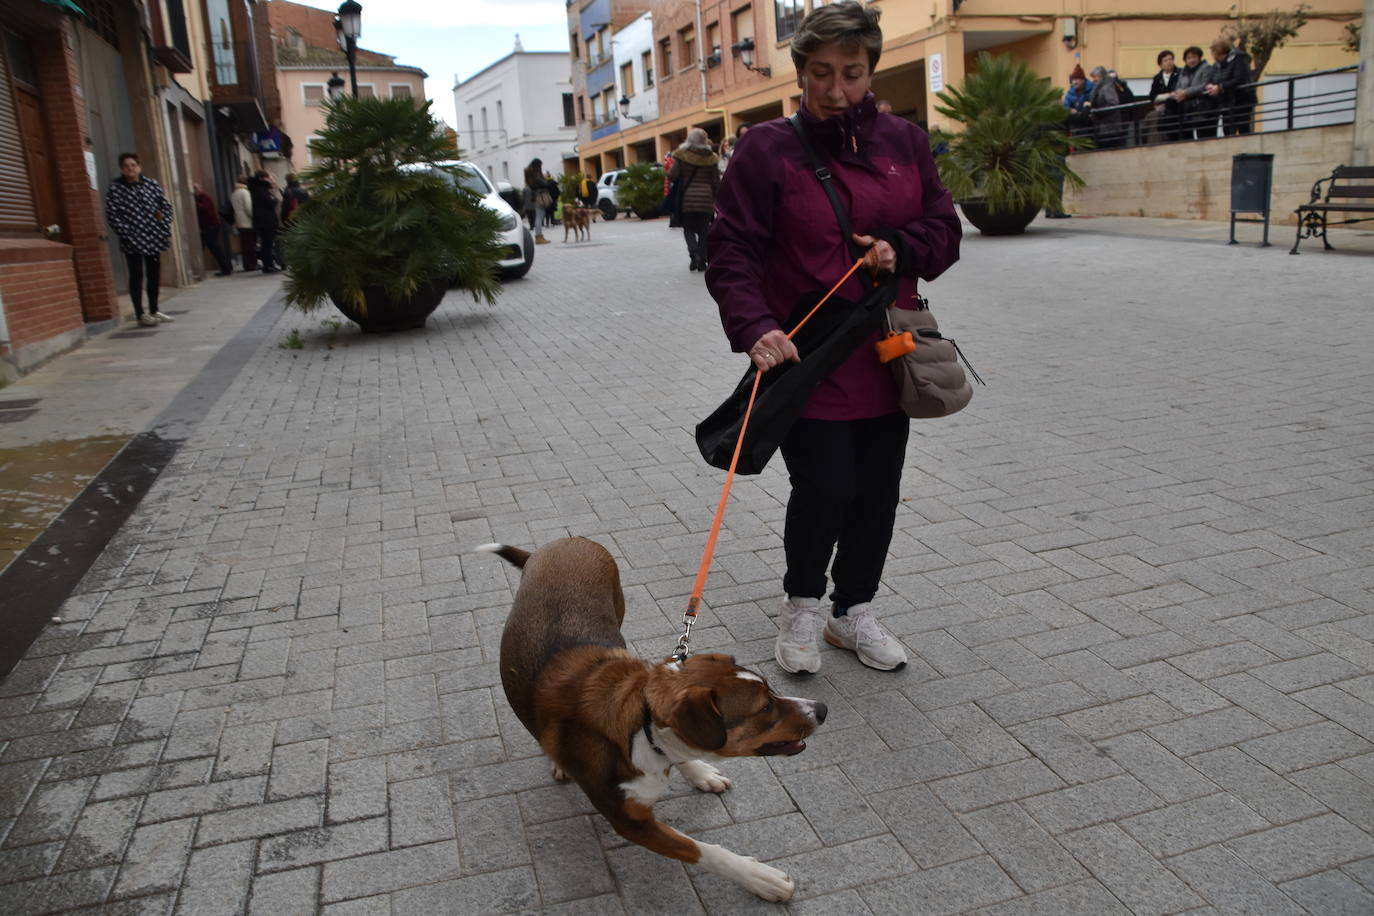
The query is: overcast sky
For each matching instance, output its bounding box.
[291,0,571,126]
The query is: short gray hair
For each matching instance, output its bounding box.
[686,127,710,149]
[790,1,883,73]
[1089,66,1108,78]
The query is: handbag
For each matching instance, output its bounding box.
[879,297,981,418]
[787,113,982,420]
[534,189,553,211]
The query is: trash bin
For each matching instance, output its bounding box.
[1230,153,1274,247]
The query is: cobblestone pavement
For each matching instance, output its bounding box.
[2,214,1373,914]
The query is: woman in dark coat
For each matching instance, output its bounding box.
[246,170,281,273]
[706,1,960,676]
[667,128,720,271]
[1147,50,1182,143]
[104,152,174,326]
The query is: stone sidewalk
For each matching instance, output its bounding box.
[2,213,1373,914]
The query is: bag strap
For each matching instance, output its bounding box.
[788,114,864,261]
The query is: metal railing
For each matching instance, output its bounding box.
[1071,65,1357,152]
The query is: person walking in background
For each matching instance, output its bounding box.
[1147,50,1182,143]
[707,1,961,674]
[104,152,174,326]
[1205,38,1257,135]
[192,183,233,276]
[230,176,255,271]
[523,158,551,244]
[1172,46,1215,140]
[246,170,280,274]
[668,127,720,272]
[280,173,310,226]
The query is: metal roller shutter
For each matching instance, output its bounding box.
[0,33,38,233]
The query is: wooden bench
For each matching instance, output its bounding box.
[1291,164,1374,254]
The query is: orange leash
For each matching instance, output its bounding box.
[673,250,880,661]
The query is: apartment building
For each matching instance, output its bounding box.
[572,0,1361,177]
[453,45,576,185]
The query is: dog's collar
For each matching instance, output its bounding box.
[642,707,667,757]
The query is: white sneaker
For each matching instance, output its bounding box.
[825,603,907,671]
[153,312,174,323]
[136,315,157,327]
[775,596,825,674]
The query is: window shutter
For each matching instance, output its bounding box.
[0,36,38,233]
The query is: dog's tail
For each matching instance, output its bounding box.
[477,543,530,570]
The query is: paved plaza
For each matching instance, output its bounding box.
[2,212,1373,914]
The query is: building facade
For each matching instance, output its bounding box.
[0,0,284,379]
[265,0,425,179]
[453,47,577,185]
[612,11,659,164]
[572,0,1362,176]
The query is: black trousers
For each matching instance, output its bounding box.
[780,412,910,607]
[680,211,711,264]
[201,226,232,274]
[124,251,161,316]
[238,228,257,270]
[1222,104,1254,136]
[257,227,278,271]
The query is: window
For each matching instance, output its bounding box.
[467,114,475,136]
[307,135,326,165]
[620,62,634,97]
[497,100,504,129]
[356,83,375,98]
[481,107,488,135]
[679,26,696,68]
[642,50,654,87]
[390,84,412,99]
[562,92,575,127]
[732,6,753,46]
[659,37,672,77]
[706,22,720,64]
[302,83,325,106]
[577,95,585,122]
[600,92,610,123]
[570,31,579,60]
[775,0,804,41]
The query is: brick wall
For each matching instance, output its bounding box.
[0,242,84,362]
[33,22,117,324]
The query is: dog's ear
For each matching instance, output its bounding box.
[670,686,726,750]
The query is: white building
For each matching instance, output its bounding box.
[614,12,658,127]
[453,43,576,184]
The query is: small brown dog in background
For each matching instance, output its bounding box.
[563,207,593,242]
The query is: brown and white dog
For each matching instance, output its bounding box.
[481,537,826,902]
[562,206,593,242]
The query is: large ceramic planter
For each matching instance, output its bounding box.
[328,280,448,333]
[958,200,1041,236]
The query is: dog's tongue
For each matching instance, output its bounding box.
[760,740,806,756]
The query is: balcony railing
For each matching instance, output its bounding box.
[1071,65,1356,152]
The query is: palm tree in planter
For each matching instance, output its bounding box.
[934,52,1090,235]
[283,95,503,332]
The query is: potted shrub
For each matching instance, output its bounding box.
[933,52,1089,235]
[283,95,503,332]
[617,162,668,220]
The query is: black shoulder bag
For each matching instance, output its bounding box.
[693,117,899,475]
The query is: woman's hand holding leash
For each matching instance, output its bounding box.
[852,235,894,272]
[750,330,799,372]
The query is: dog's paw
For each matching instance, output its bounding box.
[742,860,794,902]
[678,759,731,794]
[550,761,570,783]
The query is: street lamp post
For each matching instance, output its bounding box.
[336,1,362,98]
[327,71,346,101]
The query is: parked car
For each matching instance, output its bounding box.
[424,161,534,280]
[596,169,627,220]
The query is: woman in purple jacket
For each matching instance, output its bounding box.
[705,1,961,675]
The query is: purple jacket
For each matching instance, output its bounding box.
[705,95,961,420]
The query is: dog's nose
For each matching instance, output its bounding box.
[814,702,828,724]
